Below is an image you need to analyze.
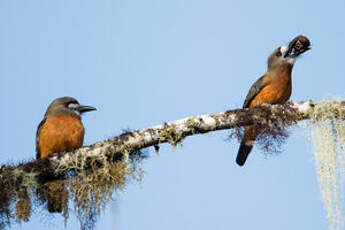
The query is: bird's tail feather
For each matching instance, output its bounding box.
[236,140,254,166]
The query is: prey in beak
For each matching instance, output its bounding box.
[284,35,311,58]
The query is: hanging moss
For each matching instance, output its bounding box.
[229,103,299,155]
[310,99,345,230]
[0,145,145,230]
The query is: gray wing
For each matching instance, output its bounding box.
[242,75,267,108]
[36,118,46,160]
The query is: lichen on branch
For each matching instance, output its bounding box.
[309,99,345,230]
[0,99,342,230]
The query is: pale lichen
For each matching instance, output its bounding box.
[309,99,345,230]
[53,146,142,229]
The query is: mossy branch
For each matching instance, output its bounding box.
[1,100,341,185]
[1,99,345,229]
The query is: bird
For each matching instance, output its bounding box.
[236,36,310,166]
[36,96,96,212]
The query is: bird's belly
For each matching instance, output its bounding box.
[38,115,85,158]
[250,81,291,107]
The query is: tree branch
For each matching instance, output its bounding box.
[0,100,342,186]
[2,99,345,228]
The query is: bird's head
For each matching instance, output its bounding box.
[45,97,96,118]
[268,35,310,70]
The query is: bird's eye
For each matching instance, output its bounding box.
[276,51,282,57]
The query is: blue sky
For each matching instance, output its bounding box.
[1,0,345,229]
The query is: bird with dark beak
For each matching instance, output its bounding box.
[36,96,96,212]
[236,35,310,166]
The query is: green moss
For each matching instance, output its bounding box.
[158,126,183,146]
[185,118,200,134]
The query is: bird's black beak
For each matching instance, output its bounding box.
[285,35,311,58]
[77,105,97,113]
[285,37,299,57]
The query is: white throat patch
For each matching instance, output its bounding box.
[280,45,289,54]
[280,45,295,65]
